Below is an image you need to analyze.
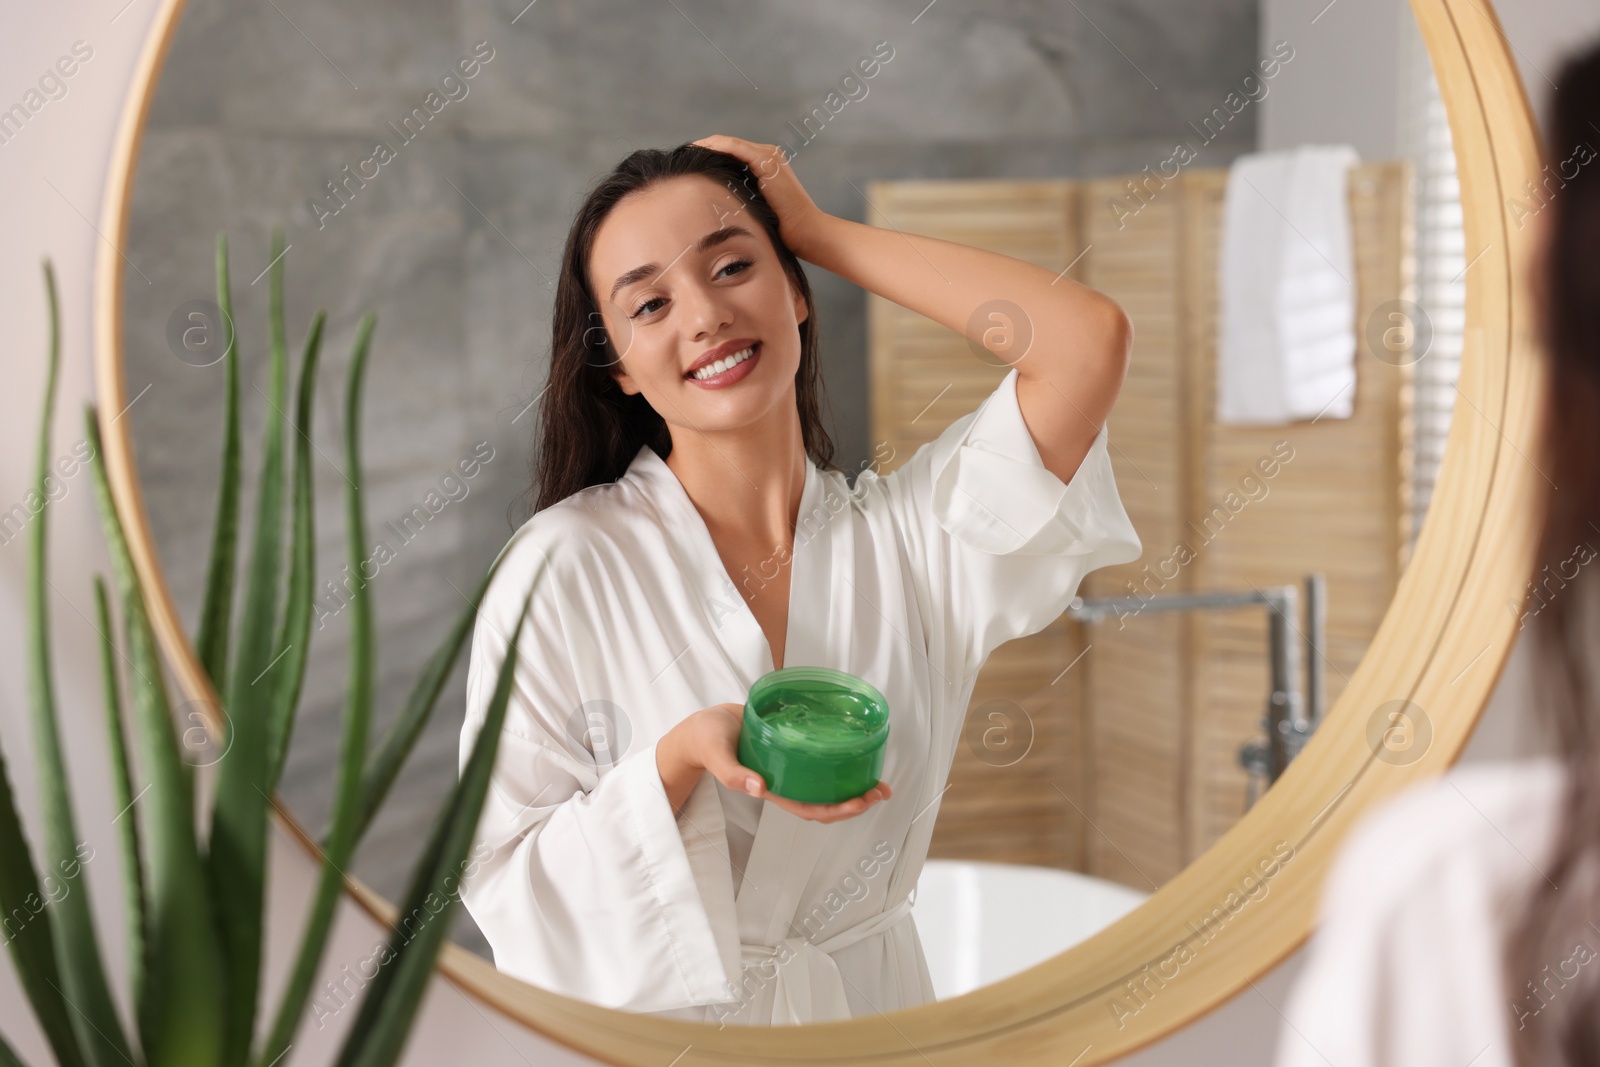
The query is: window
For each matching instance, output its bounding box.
[1400,16,1469,558]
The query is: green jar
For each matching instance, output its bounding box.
[736,666,890,804]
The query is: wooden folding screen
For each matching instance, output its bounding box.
[865,163,1414,886]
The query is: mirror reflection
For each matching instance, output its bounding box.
[121,0,1465,1027]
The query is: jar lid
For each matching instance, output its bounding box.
[745,666,890,756]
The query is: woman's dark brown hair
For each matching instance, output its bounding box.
[1501,37,1600,1067]
[509,142,839,525]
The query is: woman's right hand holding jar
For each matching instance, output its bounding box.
[657,703,890,824]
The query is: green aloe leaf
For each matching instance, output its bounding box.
[86,404,225,1067]
[0,691,84,1067]
[27,261,135,1067]
[195,232,242,693]
[91,576,149,1056]
[336,573,544,1067]
[212,226,294,1065]
[0,1030,36,1067]
[266,310,326,793]
[352,549,506,841]
[256,312,378,1067]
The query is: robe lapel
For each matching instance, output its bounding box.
[630,445,863,944]
[735,811,831,945]
[734,465,861,940]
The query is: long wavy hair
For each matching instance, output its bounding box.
[1501,38,1600,1067]
[508,143,839,525]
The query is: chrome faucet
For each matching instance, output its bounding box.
[1065,573,1328,810]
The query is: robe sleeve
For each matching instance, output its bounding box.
[876,365,1143,671]
[456,526,740,1012]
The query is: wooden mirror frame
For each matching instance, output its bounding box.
[93,0,1543,1061]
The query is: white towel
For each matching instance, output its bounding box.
[1216,144,1360,425]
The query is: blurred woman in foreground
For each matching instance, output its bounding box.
[1275,35,1600,1067]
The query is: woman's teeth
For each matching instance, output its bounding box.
[690,344,755,380]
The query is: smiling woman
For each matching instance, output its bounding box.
[526,145,836,514]
[453,139,1143,1025]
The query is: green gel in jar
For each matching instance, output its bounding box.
[736,667,890,805]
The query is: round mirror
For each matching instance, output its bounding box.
[97,0,1542,1059]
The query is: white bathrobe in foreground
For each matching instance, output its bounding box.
[457,366,1142,1026]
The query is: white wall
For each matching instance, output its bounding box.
[2,2,1594,1064]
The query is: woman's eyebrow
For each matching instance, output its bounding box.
[608,224,756,302]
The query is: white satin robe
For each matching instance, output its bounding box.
[457,367,1142,1026]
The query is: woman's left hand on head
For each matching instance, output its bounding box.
[691,134,828,260]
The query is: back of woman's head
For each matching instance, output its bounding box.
[1504,35,1600,1067]
[1533,43,1600,596]
[511,143,835,524]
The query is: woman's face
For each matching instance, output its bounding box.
[586,174,809,436]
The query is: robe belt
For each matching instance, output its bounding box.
[736,894,915,1025]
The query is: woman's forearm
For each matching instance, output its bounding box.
[795,211,1126,380]
[794,209,1133,484]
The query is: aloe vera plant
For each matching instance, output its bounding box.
[0,235,543,1067]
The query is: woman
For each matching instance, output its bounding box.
[1274,38,1600,1067]
[457,135,1142,1026]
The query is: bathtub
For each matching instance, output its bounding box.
[910,859,1151,999]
